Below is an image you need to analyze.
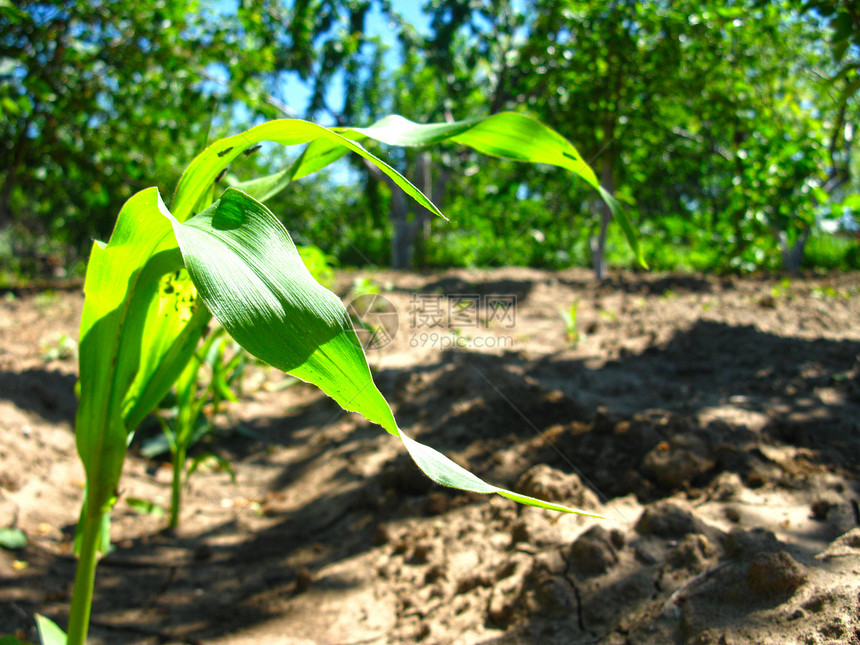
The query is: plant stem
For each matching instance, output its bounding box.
[67,500,106,645]
[169,445,187,530]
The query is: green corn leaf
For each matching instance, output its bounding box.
[168,188,602,517]
[187,452,236,483]
[140,122,444,429]
[34,615,66,645]
[167,188,397,429]
[230,156,302,203]
[76,188,191,501]
[344,112,642,268]
[102,120,439,449]
[172,119,440,224]
[125,497,166,517]
[351,113,598,187]
[234,113,643,267]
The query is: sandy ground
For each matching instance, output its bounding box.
[1,267,859,645]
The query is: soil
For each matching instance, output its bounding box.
[1,267,859,645]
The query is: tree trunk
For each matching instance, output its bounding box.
[780,227,811,274]
[360,156,413,269]
[590,159,615,281]
[364,152,449,270]
[0,116,31,230]
[412,152,451,268]
[390,187,413,269]
[410,153,433,268]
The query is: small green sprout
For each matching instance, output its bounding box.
[40,333,78,363]
[152,326,244,530]
[560,300,581,345]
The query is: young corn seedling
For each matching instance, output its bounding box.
[560,299,581,345]
[153,325,242,530]
[38,114,640,645]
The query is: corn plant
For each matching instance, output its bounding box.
[37,114,638,645]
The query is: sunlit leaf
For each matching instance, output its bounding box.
[172,119,440,223]
[76,188,190,499]
[169,189,603,516]
[34,615,66,645]
[235,113,643,267]
[125,498,166,517]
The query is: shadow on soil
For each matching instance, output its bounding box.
[558,272,721,295]
[0,369,77,424]
[395,276,536,302]
[5,318,859,642]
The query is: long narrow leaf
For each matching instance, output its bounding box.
[343,112,642,267]
[350,113,598,188]
[169,189,602,517]
[172,119,440,223]
[233,113,643,267]
[167,188,397,429]
[148,121,445,422]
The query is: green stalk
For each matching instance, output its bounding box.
[67,497,108,645]
[168,444,187,530]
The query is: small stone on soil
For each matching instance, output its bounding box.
[667,534,713,572]
[746,551,807,597]
[725,527,781,559]
[635,499,704,538]
[810,499,834,521]
[570,525,618,575]
[515,463,600,508]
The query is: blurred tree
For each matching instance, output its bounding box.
[799,0,859,94]
[513,0,853,274]
[250,0,516,268]
[0,0,258,266]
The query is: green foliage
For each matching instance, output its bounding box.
[510,0,848,273]
[801,0,860,95]
[348,275,383,299]
[811,284,854,299]
[0,0,252,256]
[125,497,166,518]
[803,232,860,270]
[39,334,77,363]
[4,0,857,277]
[297,244,337,288]
[0,636,36,645]
[771,277,794,301]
